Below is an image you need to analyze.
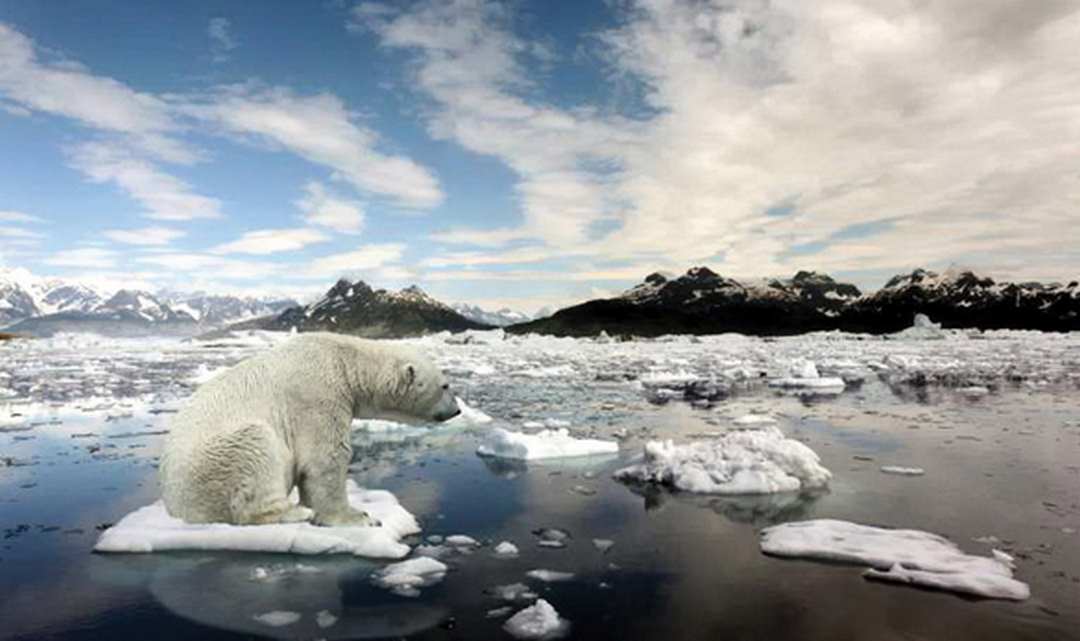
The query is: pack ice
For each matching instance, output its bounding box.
[615,426,831,494]
[760,519,1029,600]
[768,359,845,390]
[94,481,419,559]
[477,427,618,460]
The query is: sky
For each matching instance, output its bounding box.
[1,0,1078,313]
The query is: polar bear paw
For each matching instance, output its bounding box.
[314,508,381,528]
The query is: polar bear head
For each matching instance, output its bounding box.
[367,352,460,424]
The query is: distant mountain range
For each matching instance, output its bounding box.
[0,268,297,337]
[231,279,492,338]
[509,267,1080,336]
[5,265,1077,338]
[450,303,533,327]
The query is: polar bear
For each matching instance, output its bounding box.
[160,333,460,526]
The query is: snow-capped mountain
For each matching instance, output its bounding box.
[509,266,1080,336]
[510,267,864,337]
[845,267,1080,332]
[250,278,491,338]
[451,303,532,327]
[0,268,300,335]
[157,291,297,325]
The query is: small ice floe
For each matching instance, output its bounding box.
[94,480,419,559]
[504,599,570,640]
[489,582,539,602]
[957,386,990,397]
[477,428,618,460]
[372,557,449,597]
[533,527,571,548]
[445,534,480,547]
[891,313,946,340]
[315,610,338,629]
[252,610,302,627]
[731,413,777,427]
[487,606,514,618]
[526,569,575,582]
[614,426,831,494]
[769,359,845,390]
[592,539,615,553]
[880,465,925,476]
[494,541,520,557]
[447,397,494,426]
[570,485,596,496]
[760,519,1030,601]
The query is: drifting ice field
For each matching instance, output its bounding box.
[1,329,1079,640]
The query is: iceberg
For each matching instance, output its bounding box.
[94,480,419,559]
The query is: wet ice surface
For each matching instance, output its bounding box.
[2,328,1080,640]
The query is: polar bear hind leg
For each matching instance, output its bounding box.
[191,422,311,525]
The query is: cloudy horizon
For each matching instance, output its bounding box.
[2,0,1078,313]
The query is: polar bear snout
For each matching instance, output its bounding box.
[434,405,461,422]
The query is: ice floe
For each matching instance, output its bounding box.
[94,480,419,558]
[526,569,575,582]
[494,541,520,557]
[504,599,570,640]
[880,465,925,476]
[614,426,831,494]
[252,611,302,627]
[769,359,845,390]
[477,428,618,460]
[760,519,1030,600]
[371,556,449,597]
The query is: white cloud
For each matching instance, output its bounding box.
[362,0,1080,285]
[296,181,365,234]
[44,247,117,269]
[212,228,330,255]
[103,226,186,246]
[0,22,196,163]
[208,17,238,63]
[67,141,222,221]
[355,0,633,246]
[183,87,444,209]
[0,210,44,224]
[135,252,278,279]
[300,243,406,279]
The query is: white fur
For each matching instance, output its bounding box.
[160,333,458,526]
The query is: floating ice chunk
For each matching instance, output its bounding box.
[526,569,575,582]
[892,313,946,340]
[769,359,845,390]
[372,556,448,597]
[490,582,539,602]
[494,541,520,557]
[477,428,618,460]
[880,465,925,476]
[487,606,514,618]
[315,610,338,629]
[94,480,419,559]
[614,426,831,494]
[504,599,569,640]
[447,397,493,426]
[252,611,301,627]
[957,386,989,397]
[592,539,615,553]
[445,534,480,547]
[760,519,1029,601]
[731,414,777,427]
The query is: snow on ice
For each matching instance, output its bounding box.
[503,599,570,640]
[614,426,831,494]
[477,428,618,460]
[371,556,449,597]
[94,480,419,558]
[760,519,1030,600]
